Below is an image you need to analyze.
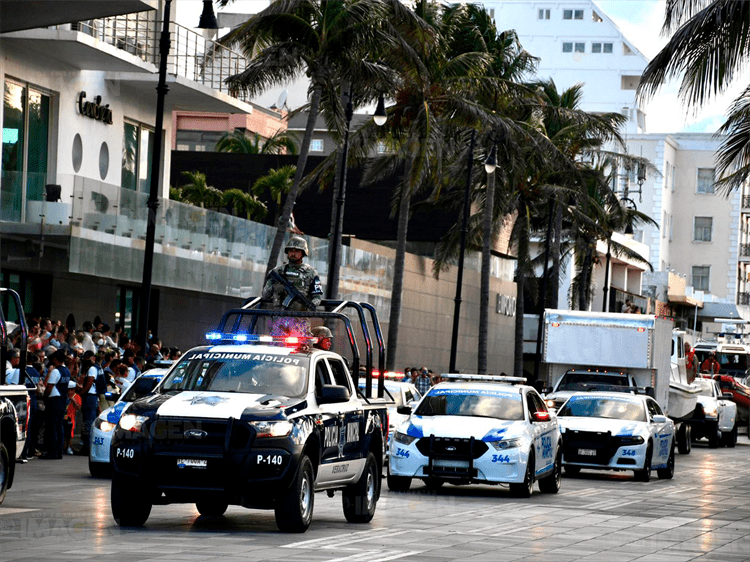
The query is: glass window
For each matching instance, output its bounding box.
[692,266,710,291]
[415,389,523,420]
[327,358,350,390]
[557,396,646,421]
[562,42,573,53]
[575,43,585,53]
[592,43,602,53]
[694,217,713,242]
[538,8,550,19]
[563,9,572,19]
[121,121,155,193]
[574,9,584,19]
[697,168,715,193]
[310,139,324,152]
[603,43,613,53]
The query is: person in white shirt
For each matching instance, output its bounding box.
[79,351,101,455]
[4,348,21,385]
[42,351,70,459]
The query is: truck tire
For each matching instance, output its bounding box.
[657,444,675,479]
[721,424,738,448]
[275,454,314,533]
[88,458,111,478]
[707,422,720,448]
[509,451,534,498]
[387,473,411,492]
[196,499,229,517]
[538,446,562,493]
[112,474,152,526]
[0,443,9,505]
[342,452,379,523]
[677,424,691,454]
[633,444,652,482]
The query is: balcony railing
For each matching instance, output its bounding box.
[59,14,250,101]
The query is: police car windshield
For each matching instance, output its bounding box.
[414,389,523,420]
[161,351,309,398]
[557,396,646,421]
[558,372,629,391]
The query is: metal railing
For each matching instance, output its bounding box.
[59,15,250,101]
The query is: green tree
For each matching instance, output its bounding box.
[221,188,267,220]
[179,171,223,209]
[638,0,750,193]
[251,165,296,226]
[215,129,298,155]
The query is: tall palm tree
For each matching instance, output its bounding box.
[215,130,298,155]
[179,171,223,209]
[638,0,750,193]
[251,165,296,226]
[221,188,267,220]
[223,0,419,276]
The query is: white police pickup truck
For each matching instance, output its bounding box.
[110,304,390,533]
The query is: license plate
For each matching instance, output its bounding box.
[578,449,597,457]
[177,458,207,469]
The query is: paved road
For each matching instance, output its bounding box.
[0,436,748,562]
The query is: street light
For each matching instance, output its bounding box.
[602,196,638,312]
[137,0,218,354]
[326,91,387,300]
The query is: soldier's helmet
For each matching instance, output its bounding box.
[311,326,333,339]
[285,235,308,257]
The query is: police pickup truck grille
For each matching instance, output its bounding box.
[563,430,623,464]
[415,436,488,459]
[150,417,253,454]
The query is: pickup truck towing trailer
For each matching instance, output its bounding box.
[541,310,693,453]
[0,288,30,504]
[111,301,392,532]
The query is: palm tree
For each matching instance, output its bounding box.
[638,0,750,193]
[179,171,223,209]
[223,0,418,276]
[215,129,298,155]
[251,165,296,226]
[221,188,267,220]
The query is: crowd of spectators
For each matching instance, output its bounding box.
[3,314,181,460]
[402,366,440,395]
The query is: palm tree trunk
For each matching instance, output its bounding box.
[513,207,528,378]
[478,171,495,374]
[385,178,412,371]
[578,246,592,311]
[549,199,562,309]
[265,83,322,277]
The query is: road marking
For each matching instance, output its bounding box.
[600,499,642,510]
[665,487,695,495]
[283,529,410,549]
[324,550,422,562]
[0,508,39,516]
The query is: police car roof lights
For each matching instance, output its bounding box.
[205,332,320,347]
[440,373,527,384]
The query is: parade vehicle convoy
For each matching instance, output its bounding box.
[0,288,30,505]
[387,375,562,498]
[556,391,676,481]
[540,310,697,454]
[110,301,392,532]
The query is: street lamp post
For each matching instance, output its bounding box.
[137,0,217,353]
[326,93,386,300]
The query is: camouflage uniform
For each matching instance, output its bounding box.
[262,262,323,311]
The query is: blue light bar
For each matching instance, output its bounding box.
[206,332,222,340]
[233,334,248,342]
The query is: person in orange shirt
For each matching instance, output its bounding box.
[64,380,82,455]
[684,342,698,383]
[700,351,721,375]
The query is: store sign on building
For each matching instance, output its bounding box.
[496,293,516,317]
[78,92,113,125]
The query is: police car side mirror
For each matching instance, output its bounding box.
[396,405,412,415]
[318,384,350,404]
[651,414,668,424]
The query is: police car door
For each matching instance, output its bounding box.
[646,398,671,464]
[315,356,363,486]
[526,391,555,476]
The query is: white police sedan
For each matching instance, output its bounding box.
[556,392,675,481]
[387,380,562,497]
[89,368,168,477]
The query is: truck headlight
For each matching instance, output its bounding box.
[702,405,718,418]
[618,435,644,445]
[250,420,293,438]
[119,414,149,433]
[392,431,417,445]
[488,437,522,451]
[94,417,117,433]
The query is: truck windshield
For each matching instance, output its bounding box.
[161,351,309,398]
[557,396,646,421]
[414,388,523,420]
[557,372,629,391]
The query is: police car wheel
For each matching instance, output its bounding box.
[111,474,152,526]
[509,451,534,498]
[196,499,229,517]
[343,453,379,523]
[387,472,411,492]
[657,444,675,479]
[275,454,314,533]
[722,424,737,448]
[88,458,111,478]
[633,444,652,482]
[539,446,562,493]
[707,422,720,448]
[677,424,691,454]
[0,443,9,505]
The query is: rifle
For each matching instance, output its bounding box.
[269,269,316,310]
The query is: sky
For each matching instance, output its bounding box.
[176,0,743,135]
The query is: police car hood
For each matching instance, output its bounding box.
[137,391,300,420]
[558,416,645,437]
[403,415,521,441]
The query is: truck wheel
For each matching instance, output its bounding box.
[112,474,152,526]
[633,445,652,482]
[0,443,9,505]
[657,444,675,479]
[707,422,720,448]
[539,446,562,493]
[387,473,411,492]
[88,458,111,478]
[343,453,379,523]
[677,424,691,454]
[275,454,314,533]
[721,424,738,448]
[509,451,534,498]
[196,499,229,517]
